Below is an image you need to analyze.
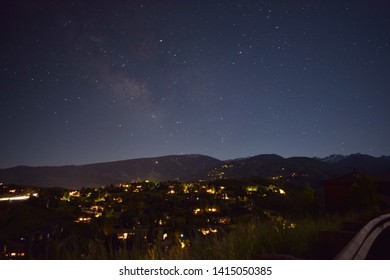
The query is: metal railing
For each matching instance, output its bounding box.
[336,213,390,259]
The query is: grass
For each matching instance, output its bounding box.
[34,213,354,260]
[199,215,342,259]
[144,213,350,260]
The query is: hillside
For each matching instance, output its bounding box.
[0,154,222,188]
[0,153,389,188]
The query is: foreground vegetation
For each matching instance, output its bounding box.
[40,213,354,260]
[0,174,381,259]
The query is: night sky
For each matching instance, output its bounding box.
[1,0,389,168]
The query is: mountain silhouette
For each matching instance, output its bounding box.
[0,153,389,188]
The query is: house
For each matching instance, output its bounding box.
[1,240,26,259]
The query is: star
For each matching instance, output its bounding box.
[0,0,387,168]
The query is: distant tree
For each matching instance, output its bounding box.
[302,183,317,214]
[350,174,379,213]
[101,216,114,236]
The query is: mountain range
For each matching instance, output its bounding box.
[0,153,389,188]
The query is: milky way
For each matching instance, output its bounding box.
[1,0,389,167]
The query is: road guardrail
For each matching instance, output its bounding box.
[336,213,390,259]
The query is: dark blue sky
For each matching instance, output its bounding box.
[1,0,389,168]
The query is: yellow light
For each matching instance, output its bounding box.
[200,228,218,235]
[218,217,231,224]
[246,186,258,192]
[0,195,30,201]
[76,217,91,223]
[279,189,286,195]
[289,223,296,229]
[69,191,80,197]
[118,233,129,240]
